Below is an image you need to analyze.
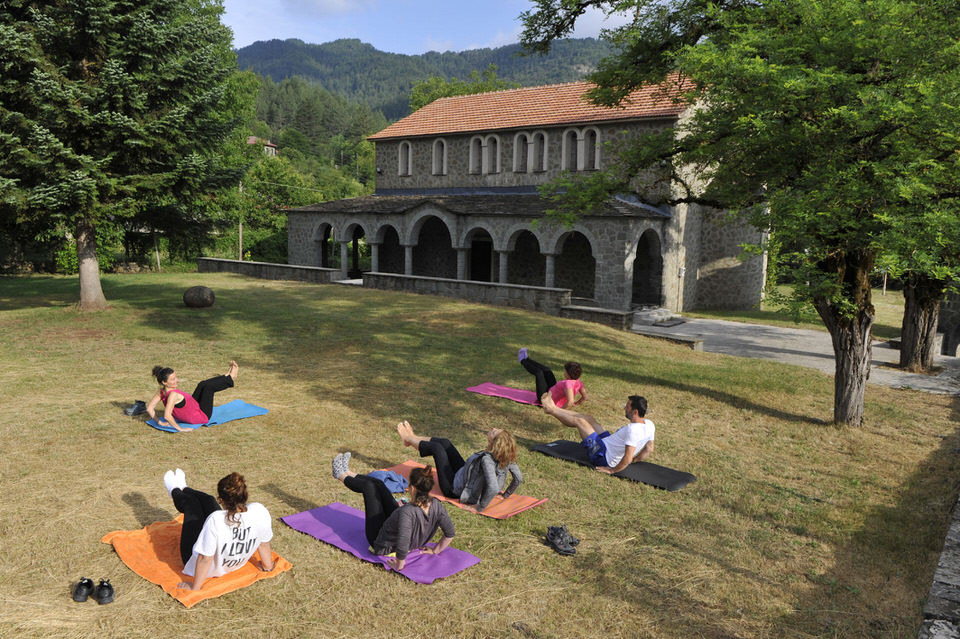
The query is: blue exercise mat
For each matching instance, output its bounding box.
[146,399,268,433]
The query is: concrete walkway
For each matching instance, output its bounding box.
[631,317,960,395]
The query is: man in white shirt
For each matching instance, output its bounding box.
[541,393,655,474]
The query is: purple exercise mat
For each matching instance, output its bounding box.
[281,503,480,584]
[466,382,539,405]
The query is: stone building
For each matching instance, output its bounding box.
[286,81,765,312]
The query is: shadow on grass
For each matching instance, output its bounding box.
[122,492,173,527]
[773,425,960,636]
[259,483,320,515]
[589,363,823,425]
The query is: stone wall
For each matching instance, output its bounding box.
[560,305,634,330]
[197,257,340,283]
[941,296,960,357]
[375,120,676,192]
[362,272,572,315]
[691,208,766,310]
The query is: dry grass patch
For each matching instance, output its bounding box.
[0,273,956,639]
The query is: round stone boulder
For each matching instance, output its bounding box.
[183,286,215,308]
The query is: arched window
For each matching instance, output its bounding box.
[532,131,548,171]
[561,129,579,171]
[484,135,500,174]
[432,138,447,175]
[583,127,600,170]
[513,133,530,173]
[398,141,412,176]
[469,136,483,174]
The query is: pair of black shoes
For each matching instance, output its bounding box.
[546,525,579,556]
[124,400,146,416]
[73,578,114,604]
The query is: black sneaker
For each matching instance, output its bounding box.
[545,527,576,556]
[72,577,95,602]
[94,579,114,605]
[124,401,146,416]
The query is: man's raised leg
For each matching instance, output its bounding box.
[541,392,602,440]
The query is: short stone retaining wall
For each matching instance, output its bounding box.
[561,305,634,331]
[362,272,572,315]
[197,258,340,284]
[919,494,960,638]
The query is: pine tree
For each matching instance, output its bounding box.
[0,0,255,309]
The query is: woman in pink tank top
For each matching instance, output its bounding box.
[518,348,588,408]
[145,361,238,431]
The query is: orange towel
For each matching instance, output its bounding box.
[384,461,547,519]
[101,515,292,608]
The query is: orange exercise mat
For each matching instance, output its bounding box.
[101,515,292,608]
[384,461,547,519]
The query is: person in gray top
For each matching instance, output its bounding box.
[397,420,523,514]
[332,453,454,572]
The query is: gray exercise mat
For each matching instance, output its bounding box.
[531,440,696,491]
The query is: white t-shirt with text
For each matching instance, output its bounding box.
[183,502,273,578]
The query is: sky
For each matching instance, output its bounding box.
[221,0,630,55]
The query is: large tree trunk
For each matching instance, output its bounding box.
[899,274,945,372]
[812,250,876,427]
[76,219,108,311]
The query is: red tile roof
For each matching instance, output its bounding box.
[368,78,687,141]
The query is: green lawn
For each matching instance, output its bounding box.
[685,286,906,340]
[0,273,955,639]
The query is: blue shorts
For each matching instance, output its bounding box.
[581,430,611,466]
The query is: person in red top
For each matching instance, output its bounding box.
[517,347,588,407]
[146,361,238,431]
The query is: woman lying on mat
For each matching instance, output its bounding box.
[162,470,274,590]
[332,454,454,571]
[517,347,587,408]
[397,420,522,514]
[146,361,238,431]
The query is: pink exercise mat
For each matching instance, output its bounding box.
[466,382,538,405]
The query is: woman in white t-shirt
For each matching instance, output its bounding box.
[161,470,275,590]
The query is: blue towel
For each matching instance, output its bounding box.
[367,470,408,493]
[146,399,268,433]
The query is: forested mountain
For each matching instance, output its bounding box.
[237,38,611,120]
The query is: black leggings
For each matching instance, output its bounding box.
[191,375,234,420]
[171,487,221,565]
[417,438,465,499]
[521,357,557,401]
[343,474,399,547]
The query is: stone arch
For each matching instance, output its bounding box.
[463,226,495,282]
[555,230,596,299]
[531,130,548,171]
[412,215,456,278]
[583,126,601,170]
[405,207,457,247]
[469,136,483,174]
[561,128,580,171]
[341,220,370,278]
[484,134,501,174]
[631,228,663,306]
[505,228,544,286]
[376,224,403,274]
[398,141,412,176]
[432,138,447,175]
[310,221,334,268]
[513,132,530,173]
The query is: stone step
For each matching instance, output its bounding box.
[631,306,677,327]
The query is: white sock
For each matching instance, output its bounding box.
[163,470,177,495]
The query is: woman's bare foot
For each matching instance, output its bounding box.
[397,420,424,448]
[227,360,239,381]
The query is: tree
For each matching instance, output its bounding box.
[521,0,960,426]
[409,64,520,112]
[0,0,254,309]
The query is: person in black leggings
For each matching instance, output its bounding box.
[332,453,454,572]
[146,361,239,431]
[396,420,522,513]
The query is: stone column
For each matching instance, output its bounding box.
[403,245,414,275]
[497,250,509,283]
[369,242,380,272]
[544,253,556,288]
[339,241,350,280]
[456,248,467,280]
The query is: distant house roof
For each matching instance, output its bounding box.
[247,136,278,148]
[367,77,688,141]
